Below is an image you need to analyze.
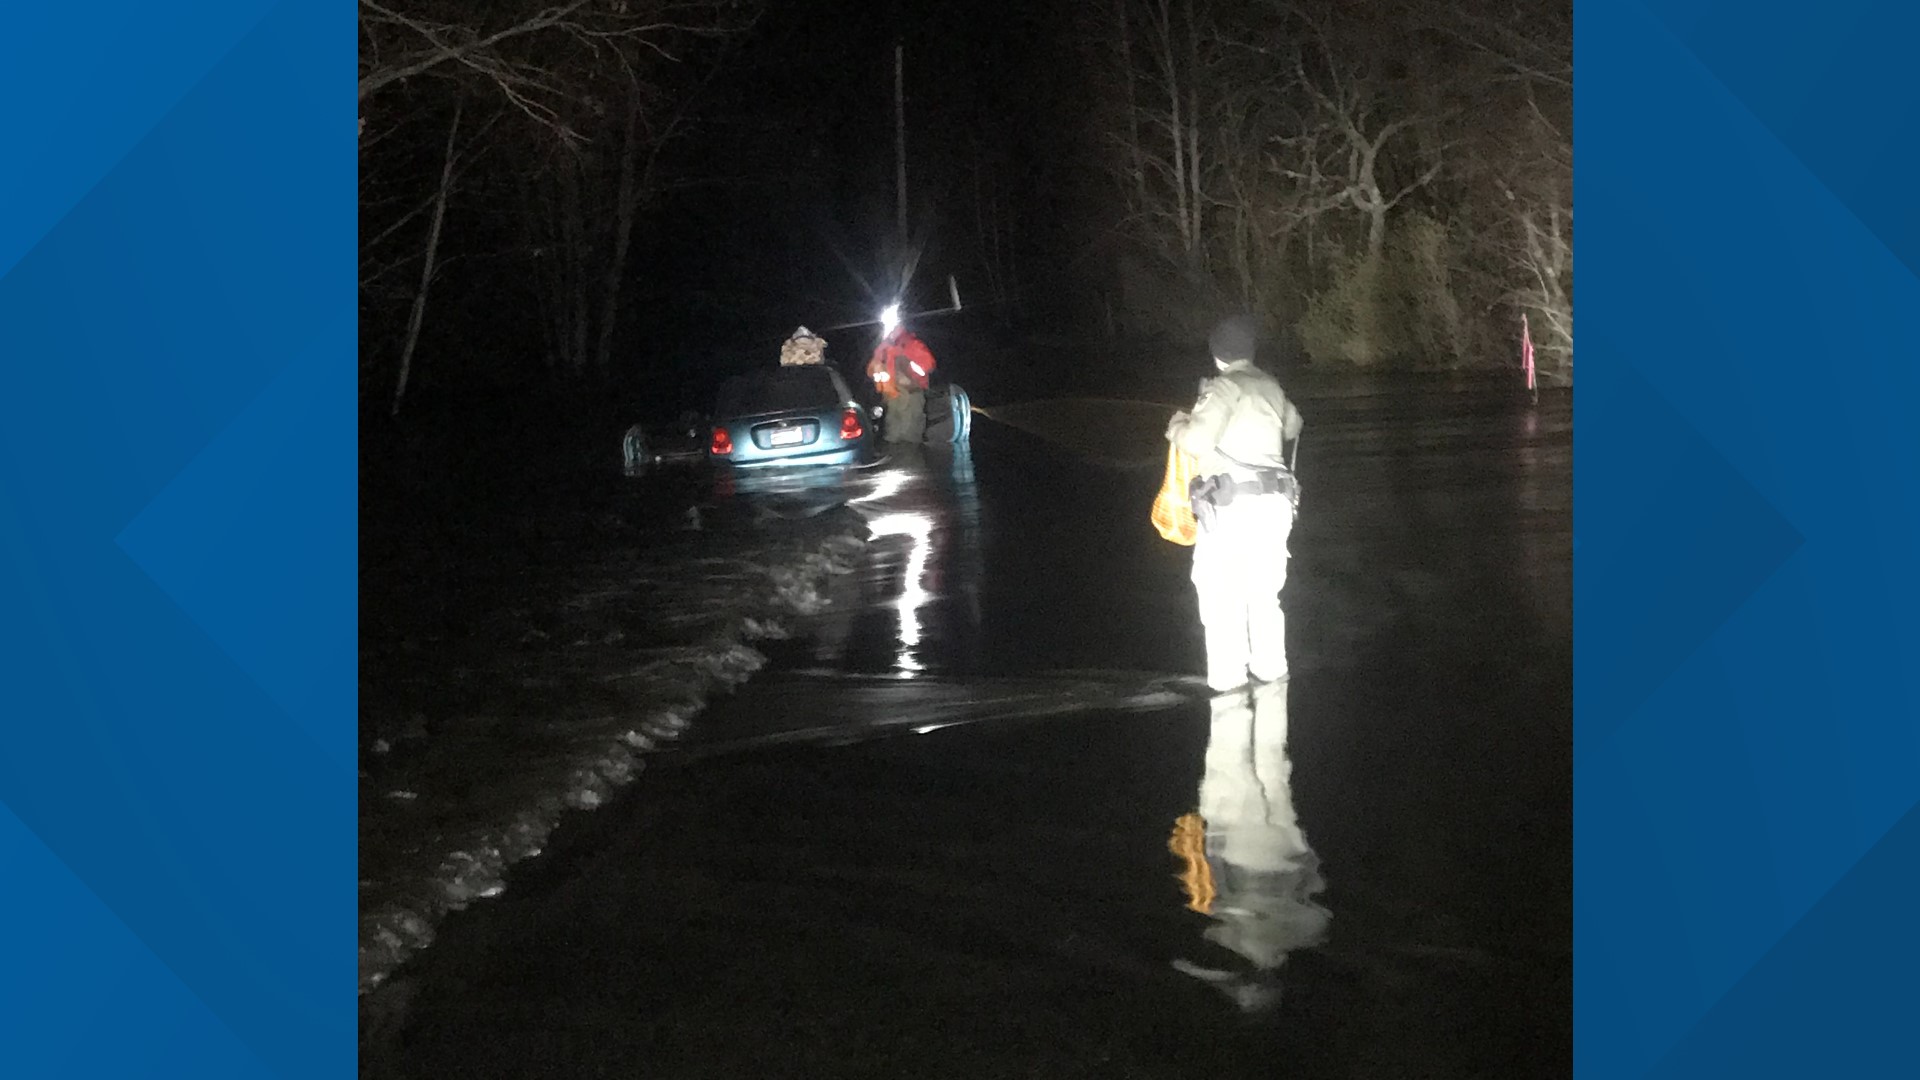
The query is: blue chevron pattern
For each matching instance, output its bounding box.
[1580,1,1920,1075]
[0,3,353,1077]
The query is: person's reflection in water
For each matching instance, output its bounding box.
[1169,680,1330,1012]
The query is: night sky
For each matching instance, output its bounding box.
[630,0,1072,337]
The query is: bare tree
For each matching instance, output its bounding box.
[1081,0,1213,269]
[593,92,645,375]
[1112,0,1150,214]
[358,0,756,407]
[391,99,462,415]
[967,132,1021,321]
[1078,0,1526,362]
[1442,0,1572,90]
[591,48,732,373]
[359,0,747,144]
[1205,73,1315,310]
[1284,14,1446,262]
[1136,0,1218,264]
[1488,89,1571,377]
[1442,0,1572,376]
[1249,7,1452,364]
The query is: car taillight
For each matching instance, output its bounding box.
[839,408,864,441]
[710,427,733,455]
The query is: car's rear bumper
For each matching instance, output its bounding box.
[716,443,869,468]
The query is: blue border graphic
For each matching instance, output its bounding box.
[1579,1,1920,1075]
[1,2,354,1076]
[5,0,1920,1075]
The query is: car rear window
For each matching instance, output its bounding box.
[717,367,844,416]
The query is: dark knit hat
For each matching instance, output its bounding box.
[1208,315,1259,362]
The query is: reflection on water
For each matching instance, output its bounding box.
[715,465,843,499]
[864,509,934,674]
[951,446,976,487]
[1170,681,1330,1012]
[849,464,911,506]
[672,670,1195,758]
[938,448,985,649]
[841,445,985,678]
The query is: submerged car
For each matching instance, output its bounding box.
[708,364,876,468]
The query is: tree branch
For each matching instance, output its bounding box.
[357,0,591,102]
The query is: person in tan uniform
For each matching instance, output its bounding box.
[1166,316,1305,691]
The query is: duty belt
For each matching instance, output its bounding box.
[1189,469,1296,507]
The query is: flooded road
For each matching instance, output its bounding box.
[369,380,1572,1078]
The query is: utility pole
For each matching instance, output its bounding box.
[894,41,908,248]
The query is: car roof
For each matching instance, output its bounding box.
[716,364,851,415]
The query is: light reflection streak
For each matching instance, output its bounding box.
[864,510,933,675]
[851,468,911,505]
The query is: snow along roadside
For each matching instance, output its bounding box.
[359,514,867,996]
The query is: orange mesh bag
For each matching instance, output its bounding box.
[1168,812,1215,914]
[1151,443,1200,546]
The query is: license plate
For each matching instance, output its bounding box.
[769,427,805,446]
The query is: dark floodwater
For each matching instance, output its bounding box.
[368,381,1572,1079]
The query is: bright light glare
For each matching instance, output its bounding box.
[880,302,901,335]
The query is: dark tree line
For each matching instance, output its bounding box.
[357,0,1571,421]
[1062,0,1570,377]
[358,0,757,416]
